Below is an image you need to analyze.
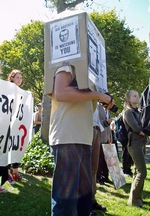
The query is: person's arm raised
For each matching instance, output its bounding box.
[54,71,114,109]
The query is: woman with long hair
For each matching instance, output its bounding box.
[123,90,147,208]
[7,69,25,183]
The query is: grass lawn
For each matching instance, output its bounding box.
[0,165,150,216]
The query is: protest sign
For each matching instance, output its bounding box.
[102,144,126,189]
[0,79,33,166]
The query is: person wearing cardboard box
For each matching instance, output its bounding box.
[49,65,114,216]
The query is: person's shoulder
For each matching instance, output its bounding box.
[56,65,73,74]
[124,109,132,115]
[55,65,75,80]
[34,111,39,116]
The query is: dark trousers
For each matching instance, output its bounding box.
[51,144,92,216]
[33,124,41,134]
[97,143,108,180]
[122,145,133,174]
[92,127,100,201]
[127,141,147,206]
[0,166,8,185]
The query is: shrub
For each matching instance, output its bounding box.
[21,132,54,176]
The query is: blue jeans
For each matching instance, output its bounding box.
[51,144,92,216]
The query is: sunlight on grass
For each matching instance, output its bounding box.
[0,165,150,216]
[3,182,20,194]
[95,164,150,216]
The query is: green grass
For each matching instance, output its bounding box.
[1,165,150,216]
[0,173,52,216]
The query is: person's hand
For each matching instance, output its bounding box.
[107,118,113,124]
[102,99,115,110]
[104,94,115,110]
[139,131,145,136]
[109,138,113,144]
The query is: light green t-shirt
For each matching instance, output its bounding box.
[49,65,94,146]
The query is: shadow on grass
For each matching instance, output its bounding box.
[97,181,131,198]
[97,178,150,198]
[0,172,52,216]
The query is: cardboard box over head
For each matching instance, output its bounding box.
[44,9,108,96]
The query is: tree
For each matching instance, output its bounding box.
[0,20,52,141]
[1,9,149,143]
[90,10,149,114]
[0,21,44,103]
[45,0,86,13]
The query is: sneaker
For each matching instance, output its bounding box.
[8,175,16,185]
[92,202,107,212]
[0,186,7,193]
[12,173,27,182]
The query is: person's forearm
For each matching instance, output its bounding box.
[34,121,41,125]
[55,86,112,105]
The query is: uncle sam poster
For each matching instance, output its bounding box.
[0,79,33,166]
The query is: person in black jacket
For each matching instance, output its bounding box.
[123,90,147,208]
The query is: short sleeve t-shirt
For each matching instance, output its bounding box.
[49,66,94,146]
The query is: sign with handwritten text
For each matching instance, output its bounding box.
[0,79,33,166]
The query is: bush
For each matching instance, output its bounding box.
[21,132,54,176]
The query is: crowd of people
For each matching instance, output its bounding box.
[0,68,148,216]
[49,64,148,216]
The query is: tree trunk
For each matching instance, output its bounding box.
[57,0,86,13]
[41,94,51,142]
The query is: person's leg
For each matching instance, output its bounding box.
[127,153,133,175]
[101,146,109,181]
[51,144,92,216]
[0,166,8,185]
[12,163,22,181]
[97,144,104,183]
[7,164,16,184]
[122,145,133,176]
[12,163,26,181]
[7,164,11,176]
[77,145,92,216]
[127,142,147,207]
[7,164,15,184]
[90,129,107,214]
[91,128,100,200]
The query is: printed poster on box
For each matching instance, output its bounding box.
[88,21,107,93]
[50,16,81,64]
[49,13,107,93]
